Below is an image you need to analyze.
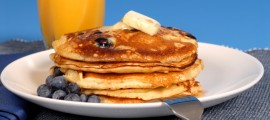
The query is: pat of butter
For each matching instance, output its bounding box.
[122,10,161,36]
[111,22,133,31]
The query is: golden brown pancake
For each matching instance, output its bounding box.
[59,59,203,90]
[82,80,201,100]
[52,26,197,63]
[99,92,201,104]
[50,53,197,73]
[99,96,145,104]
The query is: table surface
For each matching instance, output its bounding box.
[0,41,270,120]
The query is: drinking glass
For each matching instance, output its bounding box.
[38,0,105,48]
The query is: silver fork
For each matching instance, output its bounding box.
[163,96,204,120]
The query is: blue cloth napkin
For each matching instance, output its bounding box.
[0,52,33,120]
[0,86,28,120]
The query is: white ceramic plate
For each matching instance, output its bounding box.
[1,43,264,118]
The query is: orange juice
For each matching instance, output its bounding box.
[38,0,105,48]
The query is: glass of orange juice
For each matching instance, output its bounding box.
[38,0,105,48]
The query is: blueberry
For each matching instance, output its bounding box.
[45,75,54,86]
[80,94,88,102]
[64,93,81,101]
[87,95,100,103]
[37,84,52,98]
[52,90,67,100]
[95,37,112,48]
[53,67,64,76]
[66,82,80,94]
[50,76,68,90]
[94,31,102,34]
[185,32,196,40]
[166,26,174,29]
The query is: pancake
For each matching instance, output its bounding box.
[60,59,203,90]
[52,26,197,63]
[83,80,201,100]
[50,53,197,73]
[99,91,202,104]
[99,96,145,104]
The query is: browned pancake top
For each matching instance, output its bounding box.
[52,26,197,63]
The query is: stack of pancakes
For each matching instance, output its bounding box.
[50,26,203,103]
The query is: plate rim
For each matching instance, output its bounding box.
[197,42,264,102]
